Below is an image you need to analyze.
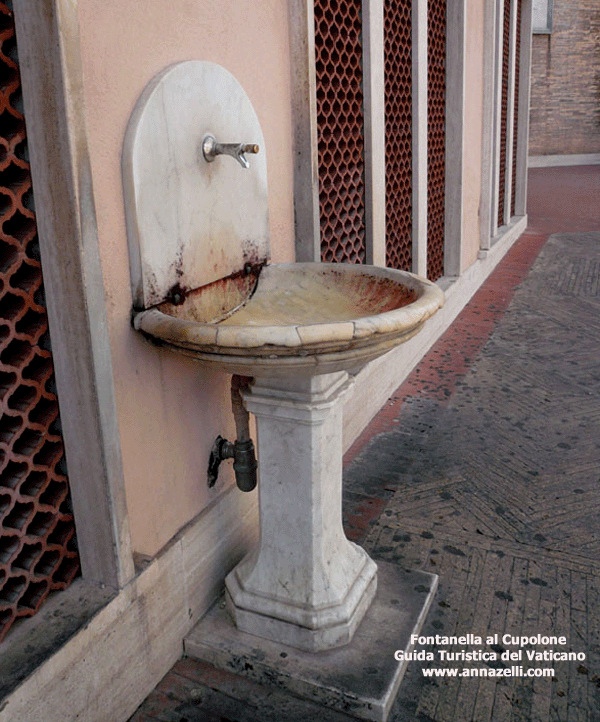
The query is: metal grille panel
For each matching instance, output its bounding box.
[0,1,79,642]
[498,0,511,227]
[384,0,412,271]
[427,0,446,281]
[511,0,522,218]
[314,0,366,263]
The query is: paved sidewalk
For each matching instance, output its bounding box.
[353,230,600,721]
[129,166,600,722]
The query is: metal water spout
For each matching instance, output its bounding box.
[202,135,259,169]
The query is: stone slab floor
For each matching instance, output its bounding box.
[129,166,600,721]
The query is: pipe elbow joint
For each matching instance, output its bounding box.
[232,438,258,492]
[207,375,257,491]
[207,435,257,492]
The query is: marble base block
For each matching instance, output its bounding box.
[185,561,438,722]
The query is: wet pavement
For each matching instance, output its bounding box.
[129,165,600,722]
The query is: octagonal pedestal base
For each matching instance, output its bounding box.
[226,552,377,652]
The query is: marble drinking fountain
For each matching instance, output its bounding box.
[124,61,444,721]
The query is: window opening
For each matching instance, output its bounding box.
[384,0,413,271]
[0,0,80,642]
[427,0,446,281]
[510,0,522,218]
[314,0,367,263]
[532,0,553,33]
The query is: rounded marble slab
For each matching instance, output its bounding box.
[123,61,269,309]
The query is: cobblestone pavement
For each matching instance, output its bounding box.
[129,169,600,722]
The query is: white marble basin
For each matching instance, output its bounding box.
[133,262,444,376]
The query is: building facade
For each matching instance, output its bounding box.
[529,0,600,161]
[1,0,532,719]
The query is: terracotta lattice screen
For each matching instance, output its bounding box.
[384,0,413,271]
[314,0,367,263]
[510,0,522,218]
[427,0,446,282]
[0,2,80,643]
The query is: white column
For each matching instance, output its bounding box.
[513,0,533,217]
[226,371,378,652]
[362,0,387,266]
[412,0,429,277]
[289,0,321,262]
[444,0,466,276]
[480,0,498,251]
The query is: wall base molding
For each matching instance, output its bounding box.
[529,153,600,168]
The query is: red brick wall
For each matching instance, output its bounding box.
[529,0,600,156]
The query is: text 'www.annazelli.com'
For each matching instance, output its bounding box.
[422,666,555,678]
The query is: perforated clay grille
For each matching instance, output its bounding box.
[427,0,446,281]
[384,0,412,271]
[510,0,522,218]
[0,2,80,643]
[498,0,511,227]
[314,0,366,263]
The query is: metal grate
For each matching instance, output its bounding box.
[0,1,79,643]
[314,0,366,263]
[384,0,413,271]
[498,0,511,227]
[427,0,446,281]
[510,0,521,218]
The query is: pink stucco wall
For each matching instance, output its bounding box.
[77,0,295,555]
[74,0,491,556]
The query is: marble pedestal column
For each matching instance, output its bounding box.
[225,371,377,652]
